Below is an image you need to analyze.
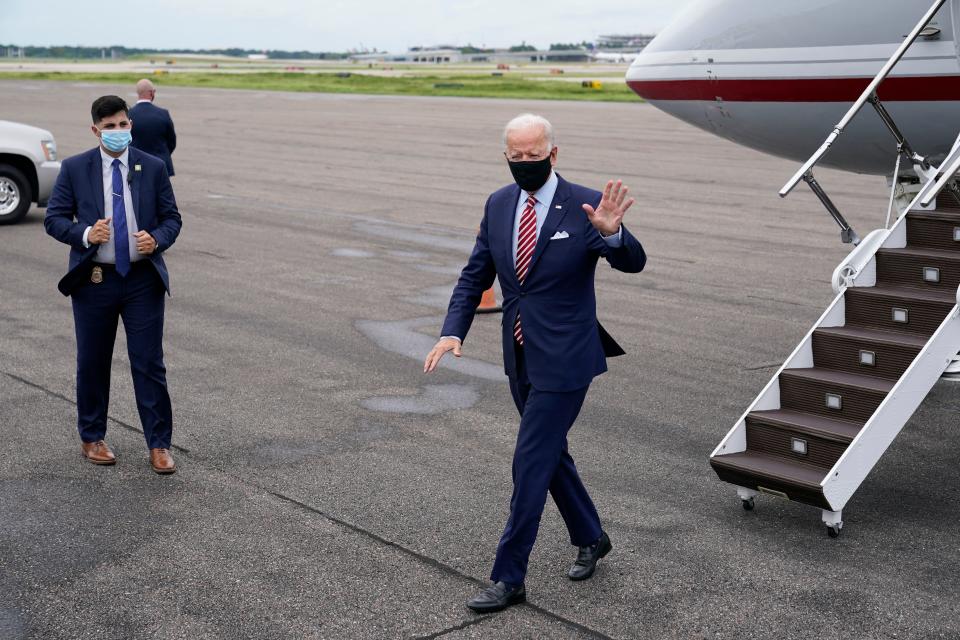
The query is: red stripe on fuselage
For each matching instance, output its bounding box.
[627,76,960,102]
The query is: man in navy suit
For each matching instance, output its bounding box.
[424,114,646,612]
[129,79,177,176]
[45,95,182,474]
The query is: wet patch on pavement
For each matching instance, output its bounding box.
[355,220,475,254]
[361,384,480,414]
[355,317,503,381]
[332,248,375,258]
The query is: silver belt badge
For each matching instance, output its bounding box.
[91,266,103,284]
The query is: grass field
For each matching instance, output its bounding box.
[0,70,640,102]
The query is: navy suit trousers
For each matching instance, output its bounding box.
[490,347,603,586]
[71,263,173,449]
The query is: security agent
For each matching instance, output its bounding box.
[44,95,182,473]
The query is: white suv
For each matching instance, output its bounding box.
[0,120,61,225]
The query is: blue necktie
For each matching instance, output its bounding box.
[111,158,130,277]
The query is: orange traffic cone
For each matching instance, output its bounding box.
[474,224,502,314]
[476,283,502,314]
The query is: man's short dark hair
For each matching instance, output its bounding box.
[91,95,128,124]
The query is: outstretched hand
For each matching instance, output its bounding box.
[582,180,635,236]
[423,337,462,373]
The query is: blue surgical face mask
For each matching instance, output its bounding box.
[99,128,132,153]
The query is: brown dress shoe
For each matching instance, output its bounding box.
[149,448,176,474]
[80,440,117,465]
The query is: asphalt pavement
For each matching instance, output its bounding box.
[1,80,958,639]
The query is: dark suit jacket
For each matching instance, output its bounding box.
[129,101,177,176]
[441,175,646,392]
[44,147,182,296]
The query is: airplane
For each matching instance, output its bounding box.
[628,0,960,536]
[625,0,960,177]
[592,51,639,63]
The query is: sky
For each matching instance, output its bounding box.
[0,0,698,53]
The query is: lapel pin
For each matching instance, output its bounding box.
[555,205,562,209]
[134,164,141,172]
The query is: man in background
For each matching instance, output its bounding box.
[129,79,177,176]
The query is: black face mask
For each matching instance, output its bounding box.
[508,156,553,193]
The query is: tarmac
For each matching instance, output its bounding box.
[1,79,959,639]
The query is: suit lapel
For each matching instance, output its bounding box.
[500,184,522,287]
[128,148,142,227]
[88,150,105,219]
[527,176,571,276]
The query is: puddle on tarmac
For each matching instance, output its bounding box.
[356,221,475,253]
[412,285,459,310]
[361,384,480,414]
[332,248,375,258]
[355,316,503,381]
[413,263,465,276]
[387,250,429,260]
[0,606,25,640]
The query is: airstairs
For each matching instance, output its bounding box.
[709,0,960,536]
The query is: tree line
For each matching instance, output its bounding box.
[1,45,349,60]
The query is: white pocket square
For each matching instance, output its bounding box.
[550,231,570,240]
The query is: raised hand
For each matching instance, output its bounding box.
[582,180,635,237]
[88,217,112,244]
[424,337,462,373]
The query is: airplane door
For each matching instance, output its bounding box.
[702,60,731,134]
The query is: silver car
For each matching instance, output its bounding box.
[0,120,61,225]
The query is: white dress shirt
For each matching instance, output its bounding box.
[444,172,622,342]
[511,171,621,267]
[82,147,142,264]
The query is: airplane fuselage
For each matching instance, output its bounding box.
[626,0,960,175]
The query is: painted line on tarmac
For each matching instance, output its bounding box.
[1,370,191,454]
[409,616,490,640]
[265,490,617,640]
[3,369,617,640]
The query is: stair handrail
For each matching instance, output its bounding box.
[830,228,890,294]
[779,0,947,198]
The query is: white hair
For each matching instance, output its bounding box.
[503,113,555,150]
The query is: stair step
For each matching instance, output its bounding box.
[935,191,960,213]
[907,209,960,250]
[746,409,859,468]
[781,367,895,393]
[710,450,830,508]
[845,285,956,336]
[747,409,862,443]
[876,247,960,291]
[812,325,926,380]
[779,367,893,423]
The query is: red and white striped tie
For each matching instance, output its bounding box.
[514,195,537,345]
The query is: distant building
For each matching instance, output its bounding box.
[351,48,464,63]
[349,46,591,64]
[596,34,655,50]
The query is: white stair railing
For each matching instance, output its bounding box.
[778,0,948,244]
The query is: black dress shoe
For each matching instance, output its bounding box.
[568,531,612,581]
[466,581,526,613]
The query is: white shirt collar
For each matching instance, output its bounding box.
[521,170,559,207]
[99,146,130,169]
[136,99,152,104]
